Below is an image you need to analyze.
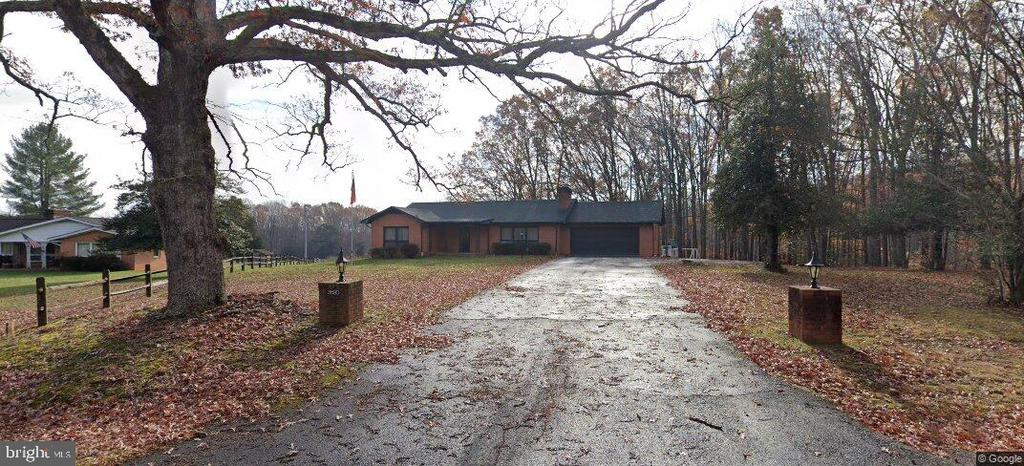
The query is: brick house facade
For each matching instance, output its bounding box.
[0,210,166,271]
[362,188,663,257]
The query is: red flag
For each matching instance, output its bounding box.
[349,172,356,206]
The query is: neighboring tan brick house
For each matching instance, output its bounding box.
[0,209,167,271]
[361,187,664,257]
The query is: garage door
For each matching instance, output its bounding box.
[570,226,639,256]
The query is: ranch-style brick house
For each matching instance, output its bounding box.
[0,209,166,271]
[362,187,664,257]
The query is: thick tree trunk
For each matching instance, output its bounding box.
[1010,257,1024,306]
[929,228,946,271]
[142,61,224,315]
[892,234,908,268]
[765,224,784,272]
[865,235,882,266]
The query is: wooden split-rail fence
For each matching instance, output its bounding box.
[223,255,320,272]
[24,255,321,330]
[34,264,167,327]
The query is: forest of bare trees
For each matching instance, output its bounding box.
[444,1,1024,304]
[251,202,374,259]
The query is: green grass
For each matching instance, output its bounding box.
[0,256,537,299]
[223,256,542,296]
[0,269,140,298]
[0,256,544,330]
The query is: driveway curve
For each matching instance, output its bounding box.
[146,258,946,465]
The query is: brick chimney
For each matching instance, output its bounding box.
[557,186,573,210]
[45,208,73,219]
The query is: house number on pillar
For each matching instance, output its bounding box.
[318,281,363,327]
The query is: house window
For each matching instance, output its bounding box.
[153,249,160,258]
[383,227,409,248]
[0,242,12,256]
[76,242,97,257]
[500,227,539,243]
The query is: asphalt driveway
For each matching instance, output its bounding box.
[145,258,946,465]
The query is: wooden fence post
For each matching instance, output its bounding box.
[102,269,111,308]
[230,258,234,273]
[241,257,246,271]
[145,264,153,297]
[36,277,47,327]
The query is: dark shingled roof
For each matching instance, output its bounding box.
[0,216,48,233]
[362,200,663,225]
[75,217,108,227]
[407,200,571,224]
[566,201,664,224]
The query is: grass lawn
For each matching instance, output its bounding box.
[0,255,547,465]
[0,269,153,329]
[0,269,140,298]
[657,261,1024,456]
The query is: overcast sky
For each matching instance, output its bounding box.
[0,0,751,215]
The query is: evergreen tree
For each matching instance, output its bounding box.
[216,195,263,255]
[1,123,102,216]
[101,180,163,253]
[102,177,262,256]
[712,8,828,272]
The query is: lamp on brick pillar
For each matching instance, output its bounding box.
[804,252,825,289]
[319,247,363,328]
[789,251,842,345]
[336,246,350,282]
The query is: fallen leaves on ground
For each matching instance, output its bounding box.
[0,256,545,465]
[657,262,1024,456]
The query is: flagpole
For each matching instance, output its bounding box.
[349,171,355,254]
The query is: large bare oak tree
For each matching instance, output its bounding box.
[0,0,711,314]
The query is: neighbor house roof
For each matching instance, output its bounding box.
[0,216,109,237]
[76,217,107,227]
[362,200,663,225]
[46,226,116,241]
[0,216,48,233]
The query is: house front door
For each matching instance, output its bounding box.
[458,227,471,253]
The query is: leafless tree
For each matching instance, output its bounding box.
[0,0,722,314]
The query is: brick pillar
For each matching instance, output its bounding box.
[788,286,842,344]
[318,281,364,328]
